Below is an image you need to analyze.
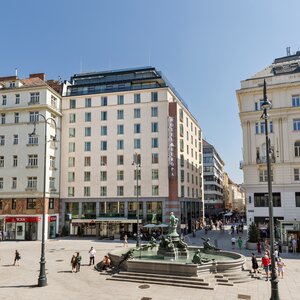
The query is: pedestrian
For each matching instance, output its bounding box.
[70,254,76,272]
[292,237,297,253]
[237,237,243,250]
[101,255,111,271]
[274,248,279,262]
[251,253,259,276]
[231,236,236,249]
[231,225,234,235]
[261,253,271,281]
[277,257,286,279]
[13,250,21,266]
[123,234,128,247]
[236,225,239,235]
[88,246,96,266]
[75,252,82,273]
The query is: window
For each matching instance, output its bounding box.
[117,186,124,196]
[49,198,54,209]
[152,185,159,196]
[29,111,39,123]
[254,193,281,207]
[30,92,40,104]
[152,169,159,180]
[12,177,17,189]
[181,185,185,197]
[68,157,75,167]
[68,113,76,123]
[180,154,184,167]
[117,140,124,150]
[1,113,5,124]
[69,128,76,137]
[13,155,18,167]
[134,185,141,196]
[28,134,38,145]
[28,154,38,167]
[117,124,124,135]
[12,198,17,210]
[117,110,124,120]
[100,126,107,136]
[101,97,107,106]
[27,198,36,209]
[13,134,18,145]
[100,156,107,166]
[255,122,259,134]
[15,94,20,104]
[0,178,3,189]
[49,177,55,190]
[259,169,273,182]
[255,99,264,111]
[84,127,91,136]
[14,112,19,123]
[295,192,300,207]
[134,123,141,134]
[295,141,300,157]
[68,187,75,197]
[49,156,56,169]
[2,95,7,105]
[151,122,158,133]
[85,98,91,107]
[134,108,141,118]
[51,96,57,108]
[293,119,300,131]
[152,153,158,164]
[151,138,158,148]
[180,139,184,152]
[292,95,300,107]
[84,156,91,167]
[294,168,300,181]
[151,107,158,117]
[101,141,107,151]
[179,109,183,121]
[101,111,107,120]
[0,135,4,146]
[151,92,158,102]
[0,156,4,167]
[84,186,91,197]
[84,141,91,151]
[69,99,76,109]
[27,177,37,189]
[100,186,107,196]
[68,172,75,182]
[100,171,107,181]
[85,112,91,122]
[117,155,124,165]
[117,95,124,105]
[134,139,141,149]
[69,142,75,152]
[134,93,141,103]
[84,171,91,181]
[270,121,273,133]
[117,170,124,180]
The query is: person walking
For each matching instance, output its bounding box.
[123,234,128,247]
[257,241,261,255]
[70,254,77,272]
[277,257,286,279]
[251,253,259,276]
[237,237,243,250]
[292,237,297,253]
[75,252,82,273]
[13,250,21,266]
[261,253,271,281]
[88,247,96,266]
[231,236,236,250]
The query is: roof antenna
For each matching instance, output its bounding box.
[286,47,291,56]
[15,68,18,77]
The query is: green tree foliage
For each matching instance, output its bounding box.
[248,222,259,243]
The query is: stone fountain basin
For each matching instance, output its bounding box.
[109,246,246,277]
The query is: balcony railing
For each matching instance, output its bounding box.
[256,155,276,164]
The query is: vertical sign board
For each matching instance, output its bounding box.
[167,102,179,217]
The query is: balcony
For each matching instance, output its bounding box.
[256,155,276,164]
[28,101,40,106]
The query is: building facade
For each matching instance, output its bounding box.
[237,51,300,245]
[60,67,204,237]
[203,140,225,217]
[0,74,61,240]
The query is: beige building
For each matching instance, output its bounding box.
[237,51,300,230]
[60,67,204,237]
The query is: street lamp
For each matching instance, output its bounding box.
[261,80,280,300]
[30,114,57,287]
[132,153,141,247]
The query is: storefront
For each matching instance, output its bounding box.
[5,216,39,241]
[48,216,57,239]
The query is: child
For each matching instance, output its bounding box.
[277,257,286,279]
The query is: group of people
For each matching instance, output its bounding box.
[231,236,243,250]
[70,246,111,273]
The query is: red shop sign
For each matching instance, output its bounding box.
[48,216,57,222]
[5,216,39,223]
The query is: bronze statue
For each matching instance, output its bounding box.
[192,249,211,265]
[201,237,220,251]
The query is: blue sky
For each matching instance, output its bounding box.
[1,0,300,183]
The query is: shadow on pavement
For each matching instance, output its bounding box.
[57,270,72,273]
[0,284,37,289]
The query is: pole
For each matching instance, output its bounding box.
[263,81,279,300]
[38,115,47,287]
[136,153,140,247]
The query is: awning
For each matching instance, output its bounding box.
[143,223,169,228]
[71,218,142,224]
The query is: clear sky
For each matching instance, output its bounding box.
[1,0,300,183]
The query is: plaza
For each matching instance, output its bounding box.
[0,228,299,300]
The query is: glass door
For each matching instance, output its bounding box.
[16,223,25,240]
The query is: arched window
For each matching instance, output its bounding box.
[295,141,300,157]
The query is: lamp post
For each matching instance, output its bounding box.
[30,114,57,287]
[133,153,141,247]
[261,80,280,300]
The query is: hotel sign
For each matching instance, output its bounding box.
[168,116,177,179]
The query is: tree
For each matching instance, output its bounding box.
[248,222,259,243]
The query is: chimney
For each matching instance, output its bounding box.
[29,73,46,81]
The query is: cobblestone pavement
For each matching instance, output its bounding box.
[0,228,299,300]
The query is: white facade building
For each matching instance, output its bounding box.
[237,51,300,231]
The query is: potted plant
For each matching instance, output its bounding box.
[246,222,260,250]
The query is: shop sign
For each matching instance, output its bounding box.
[48,216,57,222]
[5,216,40,223]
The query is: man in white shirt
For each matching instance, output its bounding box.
[231,237,236,249]
[89,246,96,265]
[292,238,297,254]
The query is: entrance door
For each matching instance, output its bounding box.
[15,223,25,240]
